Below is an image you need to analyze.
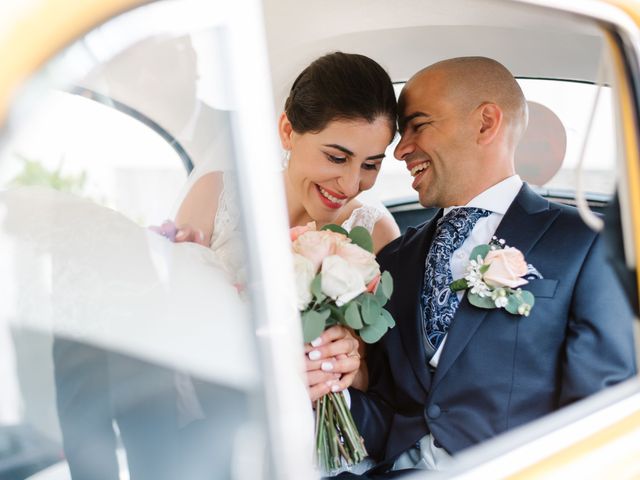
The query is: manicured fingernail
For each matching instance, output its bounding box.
[308,350,321,361]
[321,362,334,372]
[198,230,204,242]
[331,384,341,392]
[311,337,323,347]
[176,230,185,240]
[325,380,336,387]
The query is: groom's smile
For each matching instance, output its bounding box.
[407,159,431,190]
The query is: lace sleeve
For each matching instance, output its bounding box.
[341,204,386,233]
[208,172,246,286]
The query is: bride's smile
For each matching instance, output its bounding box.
[316,184,347,209]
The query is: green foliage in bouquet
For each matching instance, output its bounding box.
[300,225,394,345]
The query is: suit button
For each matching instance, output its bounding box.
[427,404,441,419]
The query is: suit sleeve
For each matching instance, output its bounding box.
[348,339,396,460]
[560,233,637,405]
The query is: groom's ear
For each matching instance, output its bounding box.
[476,102,503,146]
[278,112,294,150]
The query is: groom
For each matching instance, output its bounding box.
[348,57,637,470]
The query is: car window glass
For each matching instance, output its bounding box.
[0,2,283,479]
[1,90,188,225]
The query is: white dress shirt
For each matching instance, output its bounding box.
[395,174,523,471]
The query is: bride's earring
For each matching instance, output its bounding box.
[283,150,291,169]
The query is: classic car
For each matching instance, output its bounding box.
[0,0,638,478]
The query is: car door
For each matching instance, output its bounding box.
[0,1,314,479]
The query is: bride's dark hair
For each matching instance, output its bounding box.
[284,52,397,137]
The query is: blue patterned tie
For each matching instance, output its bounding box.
[422,207,491,355]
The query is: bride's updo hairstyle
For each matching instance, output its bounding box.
[284,52,397,138]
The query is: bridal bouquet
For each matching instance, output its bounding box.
[291,222,395,471]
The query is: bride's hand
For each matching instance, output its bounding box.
[304,325,362,402]
[175,224,209,246]
[149,220,209,246]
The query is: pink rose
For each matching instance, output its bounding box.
[483,247,529,288]
[335,242,380,284]
[292,230,348,272]
[290,221,317,242]
[366,274,381,294]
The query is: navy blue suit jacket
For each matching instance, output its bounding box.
[350,184,637,462]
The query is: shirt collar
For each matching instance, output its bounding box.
[443,175,523,216]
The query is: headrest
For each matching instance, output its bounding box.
[515,101,567,186]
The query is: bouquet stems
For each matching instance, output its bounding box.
[315,391,367,472]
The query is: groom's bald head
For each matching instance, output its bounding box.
[401,57,528,147]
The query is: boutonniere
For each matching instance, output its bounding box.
[450,237,535,316]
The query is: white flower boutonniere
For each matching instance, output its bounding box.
[450,237,535,316]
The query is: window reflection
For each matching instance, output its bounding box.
[0,2,261,479]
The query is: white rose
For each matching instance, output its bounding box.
[293,253,316,310]
[335,242,380,284]
[321,255,366,307]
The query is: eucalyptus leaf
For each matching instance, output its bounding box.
[328,304,346,324]
[320,224,348,236]
[374,281,388,306]
[301,309,330,342]
[505,294,521,315]
[469,244,490,261]
[380,271,393,299]
[361,294,382,325]
[344,302,364,329]
[479,264,490,274]
[359,322,387,344]
[468,292,495,309]
[520,290,535,308]
[310,274,326,302]
[505,289,535,316]
[348,226,374,253]
[379,309,396,328]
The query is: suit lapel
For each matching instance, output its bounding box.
[491,184,561,257]
[431,184,560,392]
[396,214,441,393]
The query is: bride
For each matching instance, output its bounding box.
[172,52,400,400]
[0,52,398,478]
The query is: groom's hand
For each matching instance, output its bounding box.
[304,325,361,403]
